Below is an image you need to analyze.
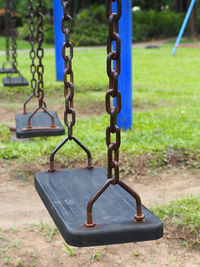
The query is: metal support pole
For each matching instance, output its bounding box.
[53,0,65,80]
[172,0,197,55]
[113,0,132,130]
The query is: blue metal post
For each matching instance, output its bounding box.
[113,0,132,130]
[53,0,65,80]
[172,0,196,55]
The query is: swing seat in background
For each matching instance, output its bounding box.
[0,67,18,74]
[16,111,65,138]
[35,168,163,247]
[3,76,29,86]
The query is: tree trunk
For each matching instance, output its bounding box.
[174,0,198,39]
[187,0,198,39]
[174,0,187,12]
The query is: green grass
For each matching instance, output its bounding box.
[152,194,200,244]
[0,37,54,51]
[1,45,200,166]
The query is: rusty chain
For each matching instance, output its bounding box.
[25,0,55,127]
[48,0,93,172]
[61,0,75,138]
[4,0,10,62]
[36,0,45,108]
[29,0,37,96]
[85,0,145,227]
[10,0,17,71]
[106,0,122,184]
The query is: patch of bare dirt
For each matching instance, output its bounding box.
[76,101,105,118]
[0,106,16,124]
[0,225,200,267]
[133,100,171,111]
[0,160,200,266]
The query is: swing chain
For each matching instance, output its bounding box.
[10,0,17,71]
[48,0,93,172]
[106,0,122,184]
[85,0,144,227]
[5,0,10,62]
[36,0,45,107]
[29,0,37,96]
[61,0,75,135]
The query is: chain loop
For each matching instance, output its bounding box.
[61,0,76,131]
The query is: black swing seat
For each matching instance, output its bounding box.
[34,167,163,247]
[3,76,29,86]
[0,67,18,74]
[16,111,65,138]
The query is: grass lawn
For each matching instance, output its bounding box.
[152,194,200,245]
[0,37,54,51]
[1,45,200,164]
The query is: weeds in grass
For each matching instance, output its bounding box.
[38,220,45,231]
[47,225,58,242]
[53,253,57,259]
[12,241,20,249]
[30,261,36,267]
[152,194,200,245]
[9,226,19,233]
[0,124,10,143]
[0,234,7,241]
[63,243,76,256]
[0,240,20,254]
[135,250,140,257]
[91,251,101,261]
[5,256,11,263]
[17,259,23,266]
[31,221,58,241]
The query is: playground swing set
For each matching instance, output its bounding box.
[0,0,28,86]
[34,0,163,247]
[15,0,65,139]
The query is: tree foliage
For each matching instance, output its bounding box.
[132,0,174,10]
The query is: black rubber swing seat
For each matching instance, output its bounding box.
[0,67,18,74]
[16,111,65,138]
[3,76,29,86]
[34,167,163,247]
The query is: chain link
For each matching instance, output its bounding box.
[10,0,17,71]
[61,0,75,135]
[106,0,122,184]
[36,0,45,107]
[29,0,37,96]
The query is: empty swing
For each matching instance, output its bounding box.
[0,0,18,74]
[35,0,163,247]
[2,0,28,86]
[15,0,65,139]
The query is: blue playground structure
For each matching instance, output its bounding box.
[53,0,133,130]
[172,0,198,55]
